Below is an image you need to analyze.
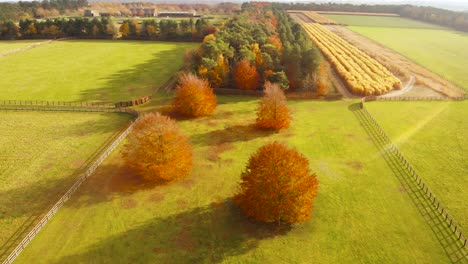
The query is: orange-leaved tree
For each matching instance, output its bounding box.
[234,59,260,90]
[172,73,217,118]
[267,35,282,53]
[256,82,290,130]
[122,112,193,182]
[315,64,329,96]
[234,142,319,224]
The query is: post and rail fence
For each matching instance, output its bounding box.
[0,99,141,264]
[0,99,114,109]
[0,99,148,115]
[114,95,152,107]
[1,91,466,263]
[371,95,467,102]
[1,118,138,264]
[360,97,467,252]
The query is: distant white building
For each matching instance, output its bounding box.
[84,9,100,17]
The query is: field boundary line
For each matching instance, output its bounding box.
[0,40,53,58]
[1,110,140,264]
[367,94,467,101]
[0,100,114,108]
[359,97,467,261]
[0,99,150,113]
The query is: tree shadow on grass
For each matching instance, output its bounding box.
[216,95,260,104]
[132,90,176,114]
[77,42,195,103]
[63,155,188,210]
[54,200,291,264]
[0,177,73,262]
[61,113,133,138]
[190,124,275,148]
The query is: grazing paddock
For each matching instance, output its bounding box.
[318,11,399,17]
[323,14,444,29]
[0,40,197,102]
[366,101,468,229]
[14,97,449,263]
[0,111,131,261]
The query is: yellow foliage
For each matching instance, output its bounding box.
[301,23,401,95]
[120,22,130,37]
[203,34,216,42]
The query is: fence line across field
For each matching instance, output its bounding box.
[369,95,467,102]
[0,100,115,108]
[0,105,139,116]
[360,97,467,251]
[0,100,142,117]
[1,111,139,264]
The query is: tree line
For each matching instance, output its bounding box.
[186,2,322,92]
[119,18,215,41]
[0,0,87,21]
[275,2,468,32]
[0,17,215,41]
[0,1,239,22]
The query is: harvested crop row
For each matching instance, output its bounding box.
[300,11,339,25]
[301,23,401,95]
[288,10,339,25]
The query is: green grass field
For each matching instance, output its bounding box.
[14,97,449,263]
[323,14,445,29]
[0,40,47,55]
[366,101,468,229]
[0,40,196,102]
[0,111,131,258]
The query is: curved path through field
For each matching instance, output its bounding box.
[379,75,416,98]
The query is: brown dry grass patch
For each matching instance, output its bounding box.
[147,191,165,203]
[207,142,234,162]
[346,161,364,170]
[172,228,195,251]
[121,198,138,209]
[177,199,189,210]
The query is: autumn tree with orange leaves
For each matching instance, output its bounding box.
[122,112,193,182]
[234,142,319,224]
[172,73,217,118]
[256,82,290,130]
[234,59,260,90]
[315,64,329,96]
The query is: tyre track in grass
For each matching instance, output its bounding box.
[0,40,53,59]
